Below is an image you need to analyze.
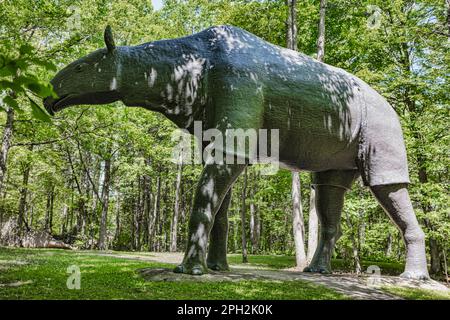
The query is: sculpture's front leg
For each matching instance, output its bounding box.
[207,189,232,271]
[174,164,246,275]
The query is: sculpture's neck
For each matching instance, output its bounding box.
[117,41,209,131]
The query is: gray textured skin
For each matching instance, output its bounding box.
[44,25,429,279]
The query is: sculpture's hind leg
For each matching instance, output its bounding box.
[303,185,346,274]
[370,184,429,280]
[304,170,358,274]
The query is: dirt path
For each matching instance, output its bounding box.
[95,251,449,300]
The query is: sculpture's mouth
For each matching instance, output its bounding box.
[43,91,123,115]
[43,94,72,115]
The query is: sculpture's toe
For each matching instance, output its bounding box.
[303,266,314,273]
[303,264,331,274]
[173,263,207,275]
[207,261,230,271]
[319,268,332,274]
[173,264,185,274]
[191,266,205,275]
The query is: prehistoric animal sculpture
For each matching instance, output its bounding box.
[44,25,429,279]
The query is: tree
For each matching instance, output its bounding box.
[240,167,249,263]
[170,153,183,252]
[98,154,112,250]
[0,108,14,195]
[292,172,307,269]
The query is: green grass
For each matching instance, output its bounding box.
[0,247,345,300]
[331,258,404,275]
[228,254,404,276]
[228,254,297,269]
[382,286,450,300]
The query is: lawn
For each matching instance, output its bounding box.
[229,253,405,275]
[382,286,450,300]
[0,247,344,300]
[1,247,447,300]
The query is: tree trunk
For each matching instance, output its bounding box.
[142,159,152,249]
[428,233,442,275]
[114,194,121,243]
[286,0,297,50]
[443,248,449,284]
[345,210,362,274]
[133,177,142,251]
[29,204,35,229]
[292,172,307,270]
[161,178,170,251]
[90,161,100,245]
[249,185,261,255]
[170,153,183,252]
[66,148,86,236]
[150,174,161,251]
[386,233,393,257]
[307,188,319,263]
[446,0,450,38]
[61,203,68,235]
[17,162,31,235]
[0,107,14,195]
[98,157,111,250]
[249,170,260,253]
[44,186,55,233]
[249,200,256,253]
[240,167,248,263]
[316,0,327,62]
[430,242,442,274]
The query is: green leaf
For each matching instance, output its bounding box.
[26,82,55,98]
[2,95,22,112]
[19,44,34,56]
[28,97,52,122]
[0,59,18,77]
[30,58,57,71]
[0,80,24,93]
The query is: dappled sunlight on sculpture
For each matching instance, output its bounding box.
[44,25,429,279]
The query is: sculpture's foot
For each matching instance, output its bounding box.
[303,243,333,275]
[173,262,208,275]
[400,270,430,281]
[207,260,229,271]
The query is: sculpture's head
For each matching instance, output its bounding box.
[44,26,121,115]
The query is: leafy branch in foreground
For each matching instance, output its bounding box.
[0,43,55,121]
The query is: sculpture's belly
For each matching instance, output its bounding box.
[263,81,362,171]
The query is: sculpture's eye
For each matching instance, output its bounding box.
[75,63,87,72]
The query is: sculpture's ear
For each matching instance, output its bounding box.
[104,25,116,53]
